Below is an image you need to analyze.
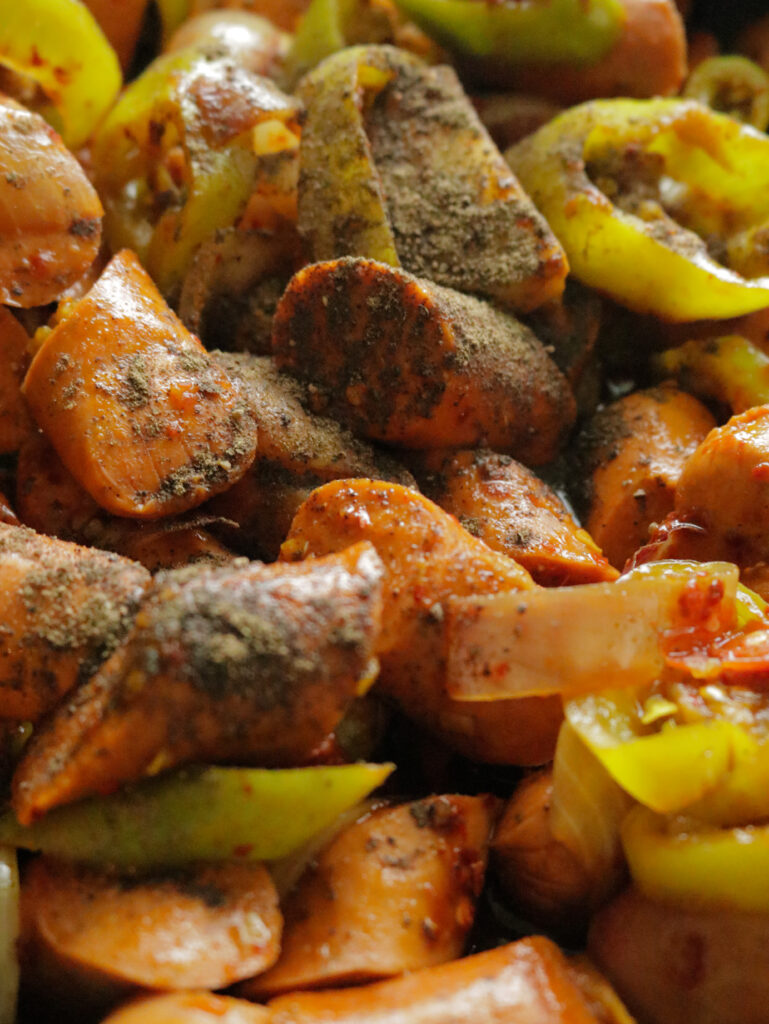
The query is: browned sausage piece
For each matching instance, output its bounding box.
[15,432,234,571]
[0,522,150,723]
[12,542,383,823]
[272,258,575,463]
[206,352,416,560]
[22,250,258,519]
[20,856,281,1017]
[282,480,563,766]
[244,794,496,998]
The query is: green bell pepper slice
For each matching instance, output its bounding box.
[156,0,193,43]
[507,98,769,321]
[0,763,393,869]
[391,0,623,66]
[92,45,301,298]
[0,0,121,149]
[295,46,401,267]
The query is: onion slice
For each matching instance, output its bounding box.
[446,562,738,700]
[0,846,19,1024]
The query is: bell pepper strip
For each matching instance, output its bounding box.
[654,334,769,414]
[622,804,769,912]
[155,0,192,43]
[283,0,379,87]
[565,689,757,814]
[393,0,685,102]
[390,0,623,68]
[684,55,769,131]
[91,45,302,298]
[445,562,739,701]
[295,47,399,267]
[297,45,568,312]
[0,763,393,868]
[0,848,18,1024]
[0,0,121,149]
[282,0,440,88]
[507,98,769,321]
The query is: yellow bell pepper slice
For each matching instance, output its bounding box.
[655,334,769,415]
[0,763,394,869]
[0,0,121,149]
[565,691,755,815]
[622,804,769,912]
[684,55,769,131]
[507,98,769,321]
[391,0,623,66]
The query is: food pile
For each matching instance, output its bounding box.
[3,1,769,1022]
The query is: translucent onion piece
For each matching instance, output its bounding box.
[550,721,632,907]
[446,562,738,700]
[0,846,19,1024]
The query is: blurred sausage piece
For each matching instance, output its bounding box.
[0,307,34,454]
[0,96,103,307]
[267,936,610,1024]
[100,992,271,1024]
[492,770,599,940]
[20,856,281,1016]
[589,886,769,1024]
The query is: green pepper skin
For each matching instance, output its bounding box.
[0,764,393,868]
[298,45,568,312]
